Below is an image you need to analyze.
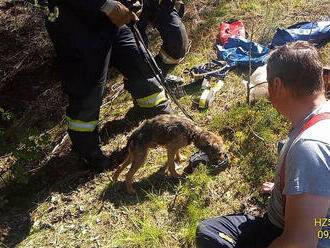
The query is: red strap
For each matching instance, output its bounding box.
[280,113,330,212]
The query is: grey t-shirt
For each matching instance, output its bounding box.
[267,101,330,248]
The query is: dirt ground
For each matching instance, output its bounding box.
[0,0,60,121]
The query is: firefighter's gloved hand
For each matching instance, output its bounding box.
[171,0,184,18]
[135,6,142,17]
[173,0,183,10]
[109,2,139,27]
[101,0,139,27]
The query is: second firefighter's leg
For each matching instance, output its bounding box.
[136,4,151,46]
[111,25,173,119]
[154,0,188,76]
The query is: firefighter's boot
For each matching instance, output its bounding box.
[69,129,113,172]
[126,100,174,123]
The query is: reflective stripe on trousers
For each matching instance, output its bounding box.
[159,49,182,64]
[136,90,166,108]
[67,116,98,132]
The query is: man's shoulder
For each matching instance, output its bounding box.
[290,134,330,164]
[286,104,330,176]
[285,136,330,197]
[287,118,330,183]
[299,118,330,145]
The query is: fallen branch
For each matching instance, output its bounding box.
[1,54,28,83]
[247,123,267,144]
[249,81,268,90]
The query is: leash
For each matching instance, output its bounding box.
[129,23,194,121]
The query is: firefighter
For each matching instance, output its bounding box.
[46,0,173,172]
[137,0,188,77]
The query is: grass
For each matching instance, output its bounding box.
[1,0,330,247]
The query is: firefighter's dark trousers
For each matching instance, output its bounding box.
[137,0,188,76]
[196,214,283,248]
[46,8,171,155]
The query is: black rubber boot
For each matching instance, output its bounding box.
[154,55,175,77]
[164,74,185,94]
[125,100,174,123]
[69,129,113,172]
[165,74,184,86]
[146,100,174,117]
[79,148,113,172]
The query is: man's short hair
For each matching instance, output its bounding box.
[267,41,324,97]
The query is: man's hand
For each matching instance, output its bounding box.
[172,0,183,11]
[108,2,138,27]
[261,182,274,194]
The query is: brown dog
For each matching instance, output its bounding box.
[112,114,226,193]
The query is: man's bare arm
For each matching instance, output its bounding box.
[268,193,330,248]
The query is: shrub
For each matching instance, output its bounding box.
[211,98,289,187]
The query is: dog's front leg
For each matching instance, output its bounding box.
[166,148,181,178]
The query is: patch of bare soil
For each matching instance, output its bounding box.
[0,0,63,129]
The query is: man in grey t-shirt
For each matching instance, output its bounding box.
[195,41,330,248]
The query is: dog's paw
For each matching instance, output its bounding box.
[175,154,187,163]
[169,171,181,178]
[126,184,136,194]
[127,187,136,194]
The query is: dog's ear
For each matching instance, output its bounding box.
[219,151,226,161]
[209,138,226,160]
[214,135,224,146]
[211,138,223,151]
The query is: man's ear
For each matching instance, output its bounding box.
[272,76,284,97]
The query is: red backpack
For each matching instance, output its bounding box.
[218,20,246,45]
